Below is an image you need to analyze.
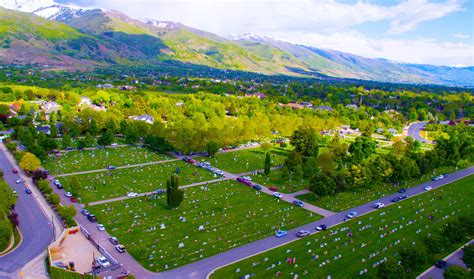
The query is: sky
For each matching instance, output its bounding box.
[59,0,474,66]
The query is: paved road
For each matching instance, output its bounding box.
[418,240,473,279]
[56,158,179,177]
[407,121,430,143]
[0,144,54,275]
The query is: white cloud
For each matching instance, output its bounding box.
[271,31,474,66]
[454,33,470,39]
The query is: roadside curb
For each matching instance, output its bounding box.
[0,226,22,256]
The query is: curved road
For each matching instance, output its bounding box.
[84,165,473,278]
[0,146,54,276]
[407,121,429,143]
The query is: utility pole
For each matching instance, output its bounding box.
[51,214,56,241]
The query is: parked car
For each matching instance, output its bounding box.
[435,260,447,268]
[296,230,311,238]
[54,180,62,189]
[293,200,304,207]
[432,175,444,181]
[424,186,432,191]
[346,211,358,219]
[182,157,190,162]
[25,188,32,194]
[127,192,138,197]
[273,192,283,199]
[97,224,106,231]
[109,236,119,245]
[110,143,118,147]
[315,224,327,231]
[252,184,262,191]
[64,192,72,198]
[15,179,25,184]
[391,197,400,202]
[154,189,166,195]
[87,214,97,222]
[95,256,110,268]
[116,244,126,253]
[398,194,407,200]
[269,187,278,192]
[242,176,252,181]
[373,202,385,209]
[12,168,18,174]
[188,159,196,164]
[107,165,117,170]
[215,170,224,176]
[81,209,90,216]
[398,188,406,193]
[70,197,78,203]
[275,230,287,238]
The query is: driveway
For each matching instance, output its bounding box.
[0,144,54,274]
[407,121,430,143]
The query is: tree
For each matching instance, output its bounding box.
[83,133,96,147]
[98,129,114,146]
[462,244,474,268]
[443,266,471,279]
[399,246,428,273]
[50,124,58,139]
[68,176,82,198]
[264,152,271,175]
[290,127,319,157]
[19,152,41,172]
[443,219,467,243]
[62,134,72,148]
[58,205,76,227]
[47,194,60,207]
[377,259,406,279]
[206,140,220,157]
[125,124,139,144]
[309,171,335,197]
[89,118,99,136]
[166,174,184,208]
[37,179,52,195]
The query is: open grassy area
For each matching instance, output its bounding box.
[88,180,321,272]
[212,175,474,279]
[44,146,172,175]
[297,165,458,212]
[251,168,309,194]
[200,147,290,174]
[59,161,215,203]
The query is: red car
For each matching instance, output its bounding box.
[12,168,18,174]
[188,159,196,164]
[70,197,78,203]
[269,187,278,192]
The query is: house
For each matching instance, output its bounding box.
[79,97,92,106]
[346,104,359,110]
[96,84,114,89]
[278,102,303,110]
[41,101,60,121]
[388,128,398,134]
[299,102,313,108]
[245,93,266,100]
[315,105,333,112]
[130,114,154,125]
[119,85,137,91]
[36,125,51,135]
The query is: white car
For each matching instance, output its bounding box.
[96,256,110,268]
[127,192,138,197]
[346,211,358,219]
[242,176,252,181]
[424,186,432,191]
[97,224,106,231]
[15,179,25,184]
[273,192,283,199]
[64,192,72,198]
[373,202,385,209]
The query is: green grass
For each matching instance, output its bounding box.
[251,168,309,194]
[200,147,289,174]
[212,175,474,278]
[297,166,458,212]
[88,180,321,272]
[59,161,215,203]
[50,266,94,279]
[44,146,172,175]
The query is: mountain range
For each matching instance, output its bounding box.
[0,0,473,87]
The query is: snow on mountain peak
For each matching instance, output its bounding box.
[0,0,55,12]
[139,18,180,29]
[229,33,274,42]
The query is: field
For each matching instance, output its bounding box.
[297,165,458,212]
[212,175,474,278]
[44,146,172,175]
[251,168,309,194]
[88,180,321,272]
[201,147,289,174]
[59,161,215,203]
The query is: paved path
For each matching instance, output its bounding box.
[418,239,474,279]
[289,190,310,197]
[407,121,430,143]
[0,143,58,275]
[56,159,179,177]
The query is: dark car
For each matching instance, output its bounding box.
[25,188,32,194]
[391,197,399,202]
[81,209,90,216]
[87,214,97,223]
[236,177,252,186]
[12,168,18,174]
[435,260,447,268]
[107,165,117,170]
[252,184,262,191]
[293,200,304,207]
[182,157,190,162]
[315,224,327,231]
[109,236,119,245]
[398,188,406,193]
[398,194,407,200]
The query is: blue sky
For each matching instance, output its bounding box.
[58,0,473,66]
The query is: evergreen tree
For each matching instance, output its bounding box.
[166,174,184,209]
[264,152,271,175]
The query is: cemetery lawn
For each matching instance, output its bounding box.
[44,146,172,175]
[212,174,474,279]
[199,147,289,174]
[297,165,458,212]
[88,180,321,272]
[59,161,215,203]
[251,169,309,194]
